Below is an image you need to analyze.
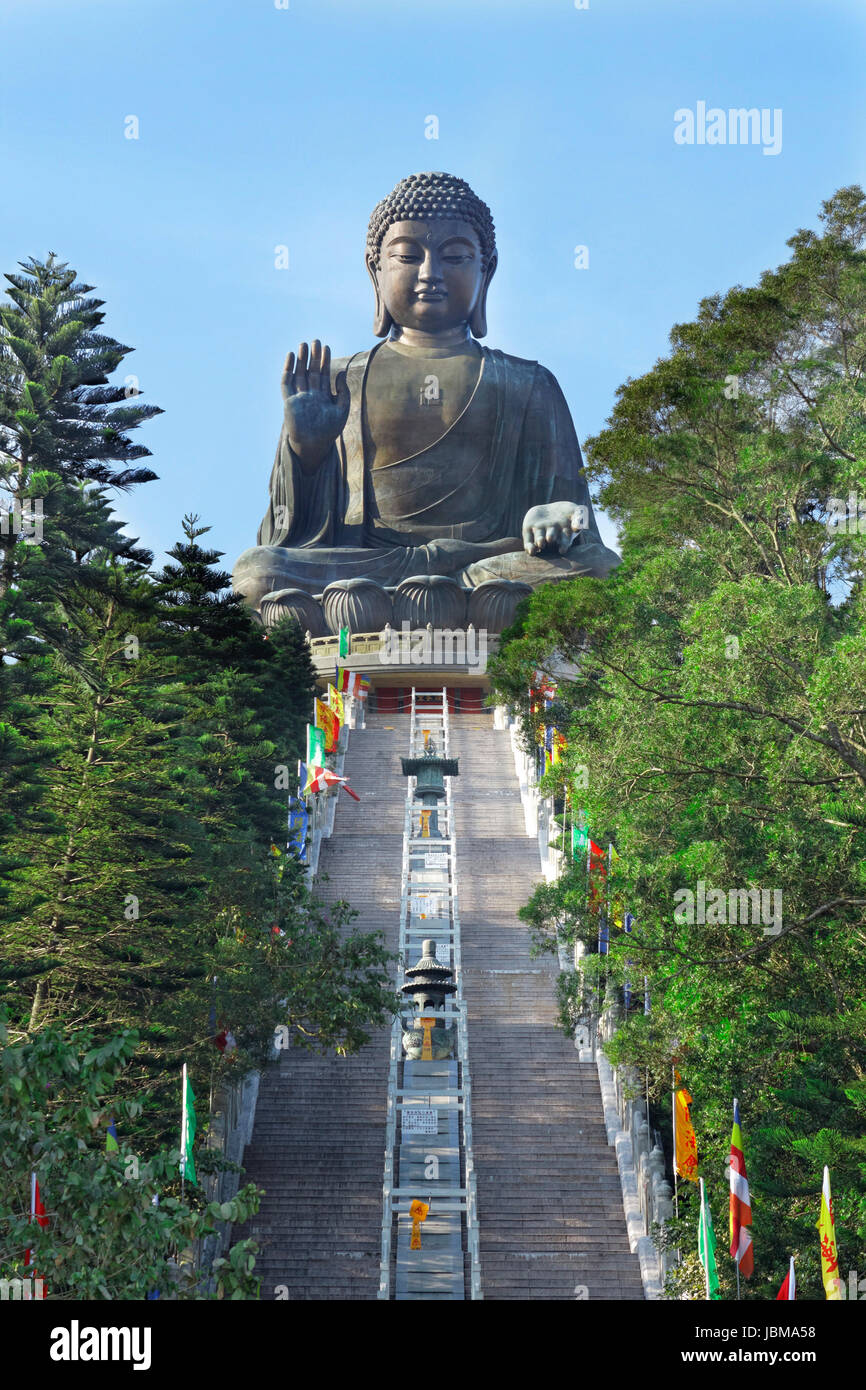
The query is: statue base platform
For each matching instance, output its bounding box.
[309,625,497,696]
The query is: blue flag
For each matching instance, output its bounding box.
[288,803,309,862]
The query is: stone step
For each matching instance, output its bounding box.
[233,712,643,1301]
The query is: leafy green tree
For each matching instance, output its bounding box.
[0,1008,262,1299]
[491,187,866,1299]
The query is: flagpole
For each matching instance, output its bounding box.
[732,1091,740,1299]
[180,1063,187,1200]
[672,1067,679,1219]
[27,1170,36,1271]
[699,1178,711,1300]
[584,827,593,1049]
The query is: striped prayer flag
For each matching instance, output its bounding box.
[306,765,360,801]
[729,1098,754,1276]
[337,666,366,697]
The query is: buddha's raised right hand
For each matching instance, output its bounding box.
[281,340,350,472]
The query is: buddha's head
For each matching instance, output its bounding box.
[366,172,498,339]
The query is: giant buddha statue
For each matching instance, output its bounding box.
[232,172,619,634]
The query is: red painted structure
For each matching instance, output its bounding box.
[372,686,486,715]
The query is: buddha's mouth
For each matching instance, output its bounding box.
[415,291,447,302]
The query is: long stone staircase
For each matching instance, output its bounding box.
[450,720,644,1300]
[234,707,643,1300]
[234,718,407,1299]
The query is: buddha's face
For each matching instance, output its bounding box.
[370,218,490,335]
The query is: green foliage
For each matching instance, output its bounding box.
[491,187,866,1300]
[0,255,399,1295]
[1,512,396,1147]
[0,1010,262,1299]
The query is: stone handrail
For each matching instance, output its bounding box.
[597,1004,675,1299]
[196,1069,262,1290]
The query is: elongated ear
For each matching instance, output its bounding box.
[365,251,393,338]
[470,251,498,339]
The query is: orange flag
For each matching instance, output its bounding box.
[673,1073,699,1182]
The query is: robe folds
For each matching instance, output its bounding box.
[233,341,620,607]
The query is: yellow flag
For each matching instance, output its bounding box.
[315,697,339,753]
[327,684,344,723]
[817,1166,843,1299]
[674,1074,699,1183]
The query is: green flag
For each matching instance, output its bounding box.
[180,1070,197,1185]
[339,627,350,659]
[572,824,589,857]
[698,1178,720,1299]
[306,723,325,767]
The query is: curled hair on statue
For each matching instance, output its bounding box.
[365,171,498,339]
[366,171,497,270]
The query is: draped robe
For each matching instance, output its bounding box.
[232,341,620,608]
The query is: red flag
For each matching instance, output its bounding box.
[24,1173,48,1298]
[776,1256,796,1300]
[306,766,361,800]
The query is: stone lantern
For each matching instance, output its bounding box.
[401,746,459,838]
[401,939,457,1060]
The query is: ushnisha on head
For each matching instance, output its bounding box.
[365,172,498,341]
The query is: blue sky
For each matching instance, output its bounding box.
[2,0,865,566]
